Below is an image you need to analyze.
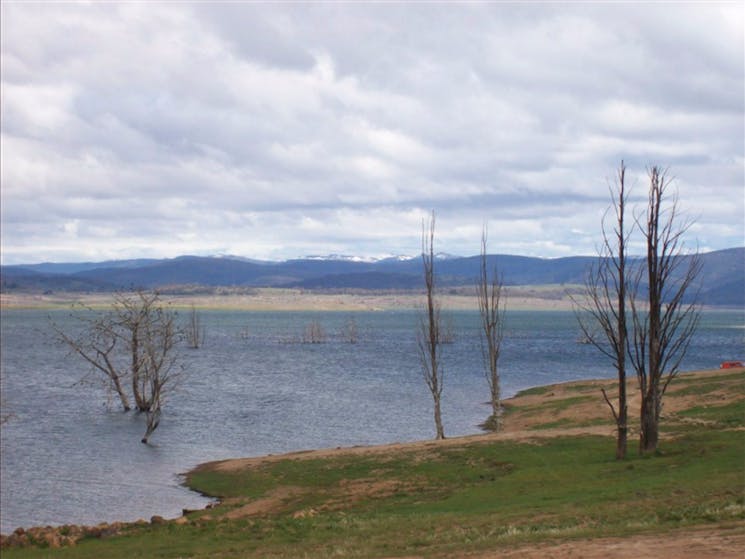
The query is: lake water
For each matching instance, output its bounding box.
[1,308,742,533]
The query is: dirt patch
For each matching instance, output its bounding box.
[321,477,424,512]
[501,368,744,436]
[221,486,305,519]
[466,524,745,559]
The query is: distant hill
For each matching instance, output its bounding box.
[2,247,743,306]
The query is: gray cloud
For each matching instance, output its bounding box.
[1,2,742,264]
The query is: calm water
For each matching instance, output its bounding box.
[1,308,742,533]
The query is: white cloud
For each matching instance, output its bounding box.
[1,2,742,264]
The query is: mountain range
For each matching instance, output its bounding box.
[1,247,743,306]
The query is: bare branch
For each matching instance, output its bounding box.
[52,290,183,443]
[630,165,702,454]
[573,160,630,459]
[477,225,506,430]
[419,210,445,440]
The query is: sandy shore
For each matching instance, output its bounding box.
[0,286,580,311]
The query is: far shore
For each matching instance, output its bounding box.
[0,286,585,312]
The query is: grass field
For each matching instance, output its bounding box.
[3,369,744,558]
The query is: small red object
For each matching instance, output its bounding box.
[720,361,744,369]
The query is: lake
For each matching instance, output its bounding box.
[1,308,742,533]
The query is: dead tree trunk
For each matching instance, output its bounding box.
[575,161,630,459]
[302,320,327,344]
[418,210,445,440]
[55,290,182,442]
[477,226,506,431]
[53,313,132,411]
[186,304,205,349]
[629,166,701,455]
[131,323,149,412]
[341,317,359,344]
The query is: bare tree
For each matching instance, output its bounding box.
[441,314,456,344]
[137,302,180,443]
[629,166,701,454]
[0,371,13,425]
[54,290,182,443]
[340,316,359,344]
[417,210,445,440]
[53,307,132,411]
[574,161,630,459]
[113,291,178,412]
[303,320,327,344]
[186,304,205,349]
[477,226,506,432]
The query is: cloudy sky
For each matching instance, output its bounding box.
[1,2,743,265]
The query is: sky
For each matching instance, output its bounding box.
[1,2,743,265]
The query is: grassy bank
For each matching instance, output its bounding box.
[3,369,744,558]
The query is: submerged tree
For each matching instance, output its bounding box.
[417,210,446,440]
[136,301,180,443]
[54,290,182,443]
[630,166,701,455]
[303,320,327,344]
[575,161,630,459]
[186,304,206,349]
[0,371,14,425]
[54,306,132,411]
[477,226,506,432]
[340,316,359,344]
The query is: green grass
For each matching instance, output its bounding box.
[528,417,609,430]
[676,399,745,428]
[672,370,744,386]
[669,371,744,394]
[509,395,595,417]
[4,372,744,558]
[515,385,552,396]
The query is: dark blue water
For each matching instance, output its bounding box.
[1,308,742,533]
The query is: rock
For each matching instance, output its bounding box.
[41,531,62,548]
[292,508,318,519]
[100,524,121,537]
[83,526,103,539]
[150,515,166,525]
[172,516,189,525]
[0,532,29,548]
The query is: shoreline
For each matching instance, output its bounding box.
[3,289,742,313]
[189,367,740,476]
[0,286,585,312]
[3,366,740,544]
